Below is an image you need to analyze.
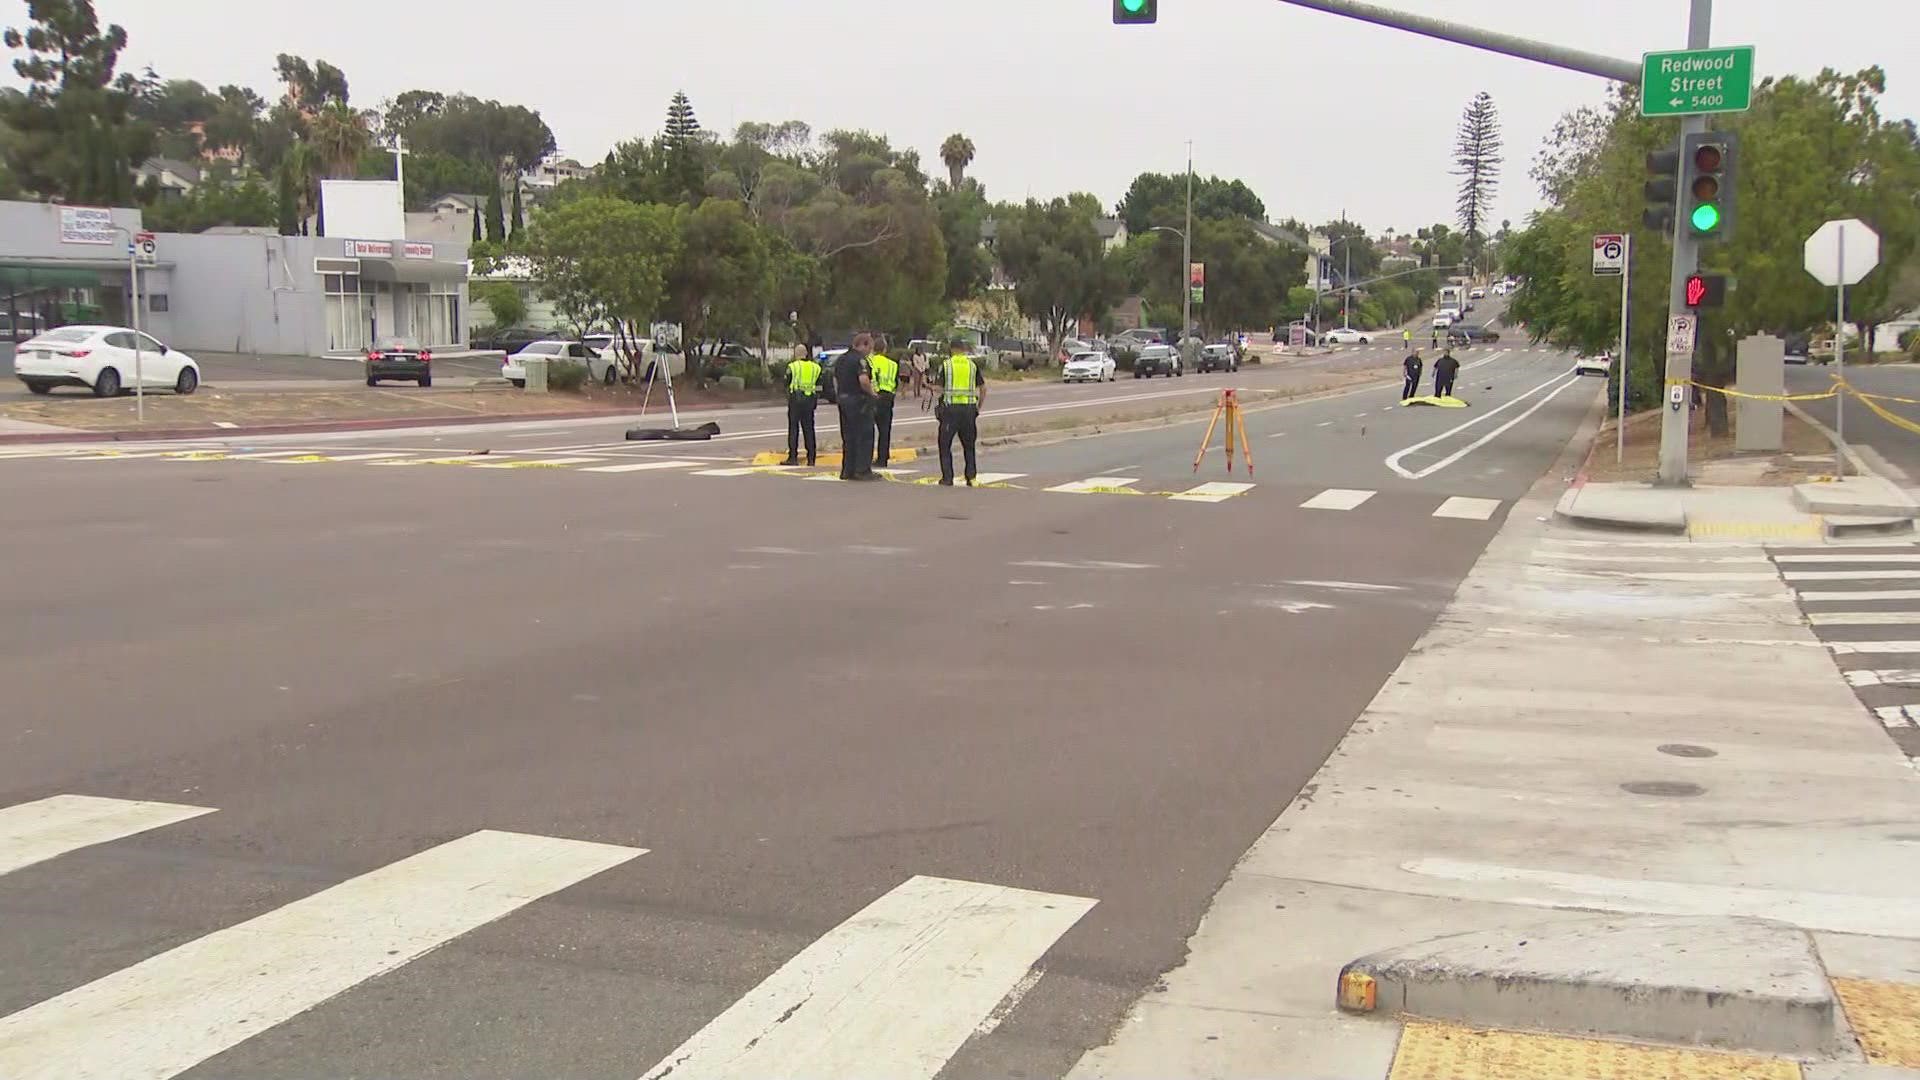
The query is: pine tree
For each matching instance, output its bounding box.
[510,182,525,238]
[485,173,506,242]
[1452,91,1503,264]
[663,90,704,203]
[471,204,481,242]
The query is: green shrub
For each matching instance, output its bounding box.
[722,359,769,389]
[768,359,790,388]
[547,360,589,392]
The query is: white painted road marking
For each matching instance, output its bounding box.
[694,467,770,477]
[1874,705,1920,728]
[1384,371,1584,480]
[1775,554,1920,564]
[1301,488,1376,511]
[472,456,602,469]
[1532,567,1781,582]
[1536,551,1770,564]
[583,455,714,468]
[1046,477,1139,494]
[1828,641,1920,655]
[0,829,642,1080]
[1432,497,1501,521]
[637,875,1094,1080]
[0,795,215,878]
[1797,590,1920,602]
[309,452,410,462]
[1171,481,1256,503]
[970,472,1028,485]
[1808,612,1920,626]
[1787,570,1920,581]
[1844,669,1920,688]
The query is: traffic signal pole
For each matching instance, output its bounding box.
[1656,0,1713,487]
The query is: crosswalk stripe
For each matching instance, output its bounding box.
[68,452,169,460]
[366,456,488,466]
[299,452,409,462]
[1301,488,1375,511]
[971,472,1027,485]
[1785,570,1920,581]
[471,457,602,469]
[1170,481,1255,503]
[579,460,705,474]
[1828,641,1920,654]
[1797,589,1920,601]
[1808,612,1920,626]
[1046,477,1139,494]
[0,829,643,1080]
[637,875,1094,1080]
[1775,554,1920,564]
[1844,669,1920,688]
[0,795,214,878]
[1533,567,1779,582]
[1537,552,1769,564]
[1874,705,1920,729]
[1432,496,1501,521]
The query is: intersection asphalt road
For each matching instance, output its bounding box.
[0,337,1594,1079]
[1788,361,1920,483]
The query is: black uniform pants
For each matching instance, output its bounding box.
[937,403,979,483]
[872,391,895,468]
[1436,372,1456,397]
[1402,373,1420,400]
[786,393,818,462]
[838,397,874,479]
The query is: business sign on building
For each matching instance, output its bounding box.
[59,206,117,245]
[403,242,435,260]
[347,240,395,259]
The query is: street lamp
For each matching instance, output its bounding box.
[1148,144,1195,355]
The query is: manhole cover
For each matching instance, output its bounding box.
[1620,781,1706,797]
[1657,744,1718,758]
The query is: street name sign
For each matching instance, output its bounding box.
[1593,234,1626,276]
[1641,46,1755,117]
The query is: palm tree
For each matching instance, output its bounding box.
[939,133,975,189]
[307,102,372,180]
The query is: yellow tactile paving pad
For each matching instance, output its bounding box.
[1389,1021,1800,1080]
[1688,520,1824,541]
[1834,977,1920,1067]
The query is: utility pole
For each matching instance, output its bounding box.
[1655,0,1713,486]
[1182,142,1194,356]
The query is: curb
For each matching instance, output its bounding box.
[1550,493,1690,535]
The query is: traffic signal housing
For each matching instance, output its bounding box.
[1643,144,1679,234]
[1683,131,1737,241]
[1684,273,1727,309]
[1113,0,1157,23]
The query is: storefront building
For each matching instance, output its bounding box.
[0,200,471,357]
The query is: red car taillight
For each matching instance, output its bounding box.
[366,351,383,362]
[419,351,432,363]
[62,349,91,358]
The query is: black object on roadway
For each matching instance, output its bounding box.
[627,422,722,441]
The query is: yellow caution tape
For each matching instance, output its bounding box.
[1664,379,1839,402]
[1851,390,1920,438]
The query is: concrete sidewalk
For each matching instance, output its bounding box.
[1069,464,1920,1077]
[1557,478,1918,541]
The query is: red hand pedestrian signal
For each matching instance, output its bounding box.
[1684,273,1726,308]
[1686,275,1707,307]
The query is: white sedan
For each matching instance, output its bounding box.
[1574,352,1613,377]
[1062,350,1117,382]
[501,339,595,388]
[13,325,201,396]
[1322,328,1374,345]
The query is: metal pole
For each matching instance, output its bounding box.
[1618,233,1632,465]
[1181,144,1193,353]
[1656,0,1713,487]
[130,240,144,423]
[1836,226,1847,477]
[1343,236,1352,329]
[1269,0,1642,83]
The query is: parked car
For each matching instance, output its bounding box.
[365,337,433,387]
[1448,324,1502,347]
[13,324,201,397]
[1133,344,1183,378]
[1469,286,1487,299]
[1062,349,1117,383]
[501,339,595,388]
[1196,343,1238,373]
[1574,351,1612,378]
[1111,328,1164,351]
[471,326,551,354]
[0,312,47,343]
[582,333,663,385]
[1323,327,1373,346]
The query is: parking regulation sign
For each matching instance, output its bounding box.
[1667,314,1697,357]
[1593,234,1626,276]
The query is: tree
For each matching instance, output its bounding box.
[1453,91,1503,261]
[934,179,992,302]
[1117,172,1267,236]
[405,94,554,179]
[1134,217,1306,334]
[485,173,506,242]
[510,182,525,238]
[520,195,683,350]
[273,54,348,108]
[1,0,153,203]
[664,90,705,203]
[939,133,976,189]
[140,165,278,233]
[202,84,265,166]
[994,196,1123,355]
[668,199,771,357]
[472,280,527,329]
[307,102,371,179]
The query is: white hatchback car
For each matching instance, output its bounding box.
[13,325,201,396]
[1575,351,1613,377]
[1062,350,1116,382]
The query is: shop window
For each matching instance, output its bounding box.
[148,294,169,313]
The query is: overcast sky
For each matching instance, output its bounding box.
[50,0,1920,234]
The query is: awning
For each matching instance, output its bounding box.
[357,258,467,284]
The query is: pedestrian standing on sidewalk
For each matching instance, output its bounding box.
[832,333,878,481]
[869,334,899,470]
[781,345,823,466]
[935,339,986,486]
[1402,349,1424,401]
[909,344,931,411]
[1434,348,1460,398]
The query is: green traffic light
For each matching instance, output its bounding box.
[1691,203,1721,232]
[1122,0,1147,8]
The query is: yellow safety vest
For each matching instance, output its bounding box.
[788,358,821,396]
[870,353,899,394]
[942,354,979,405]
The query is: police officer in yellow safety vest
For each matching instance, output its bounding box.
[781,345,823,466]
[935,340,986,486]
[869,334,899,470]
